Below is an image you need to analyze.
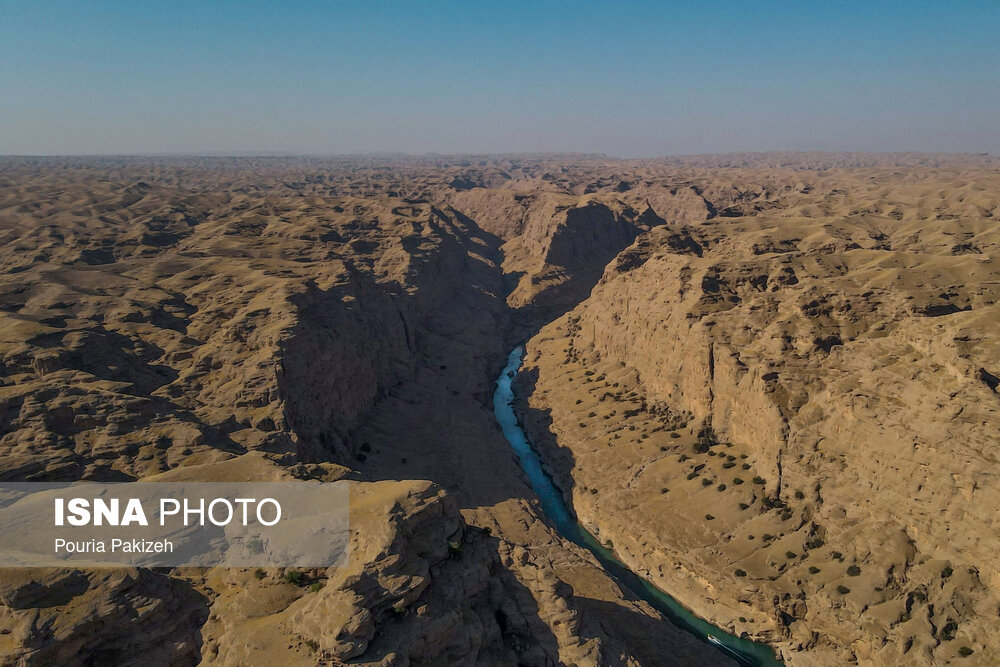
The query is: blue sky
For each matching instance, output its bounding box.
[1,0,997,156]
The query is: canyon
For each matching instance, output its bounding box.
[0,152,997,665]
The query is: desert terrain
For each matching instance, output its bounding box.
[0,152,997,665]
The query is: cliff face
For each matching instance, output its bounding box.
[0,159,732,666]
[518,167,1000,664]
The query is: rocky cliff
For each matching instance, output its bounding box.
[518,165,1000,664]
[0,157,735,666]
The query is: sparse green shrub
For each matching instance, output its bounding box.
[742,463,751,470]
[687,472,698,480]
[831,551,844,560]
[808,566,821,574]
[254,568,266,580]
[836,585,850,594]
[805,538,824,550]
[701,478,712,487]
[958,646,974,657]
[284,570,303,586]
[940,620,958,641]
[847,565,861,576]
[310,581,324,593]
[752,476,766,485]
[717,484,727,491]
[942,566,954,579]
[786,551,797,559]
[678,453,689,461]
[304,639,319,652]
[733,477,744,485]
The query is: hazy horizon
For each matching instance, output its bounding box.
[3,1,998,157]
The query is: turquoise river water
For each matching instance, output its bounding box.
[492,345,783,667]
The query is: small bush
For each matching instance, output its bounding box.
[742,463,751,470]
[687,472,698,480]
[847,565,861,576]
[739,502,750,510]
[805,538,824,550]
[717,484,727,491]
[940,620,958,641]
[722,461,736,469]
[253,568,266,580]
[705,514,715,520]
[942,566,954,579]
[284,570,303,586]
[734,569,747,577]
[670,432,681,439]
[836,585,850,594]
[831,551,843,561]
[660,487,668,494]
[310,581,324,593]
[733,477,744,485]
[575,399,583,404]
[794,490,805,499]
[786,551,797,559]
[958,646,974,657]
[752,476,766,485]
[701,478,712,487]
[678,453,689,461]
[808,566,821,574]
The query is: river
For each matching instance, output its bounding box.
[493,345,783,667]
